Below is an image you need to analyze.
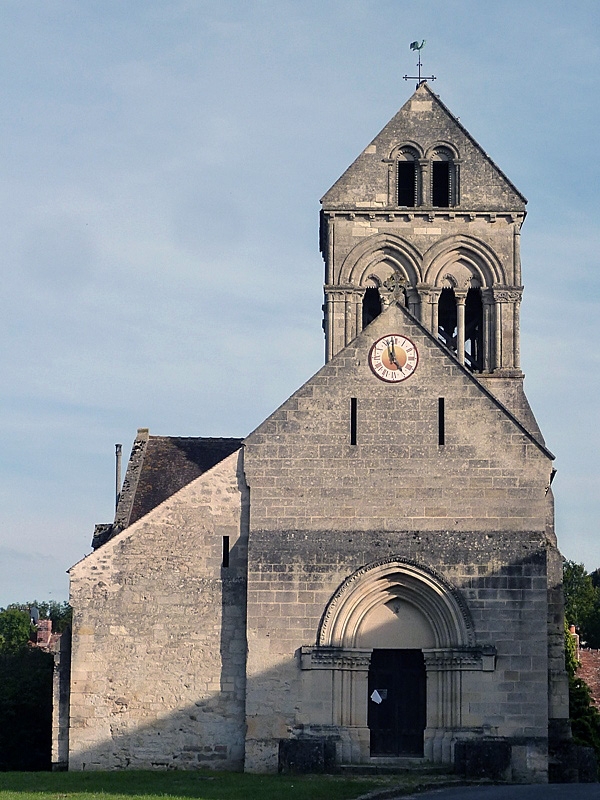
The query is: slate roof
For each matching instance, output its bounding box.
[92,433,242,549]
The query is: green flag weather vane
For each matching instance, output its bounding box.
[404,40,436,89]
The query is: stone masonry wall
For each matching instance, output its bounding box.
[244,303,552,536]
[243,302,555,773]
[323,83,526,213]
[68,451,248,771]
[244,530,551,772]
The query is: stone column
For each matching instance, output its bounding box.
[493,291,503,371]
[423,647,496,765]
[355,288,365,336]
[344,293,352,346]
[387,161,395,204]
[324,288,350,361]
[453,160,461,206]
[406,287,420,318]
[417,283,433,333]
[325,291,334,362]
[455,290,468,366]
[513,224,521,287]
[324,216,334,285]
[492,288,523,371]
[481,289,494,372]
[513,290,522,370]
[300,646,372,765]
[430,287,441,339]
[419,159,430,206]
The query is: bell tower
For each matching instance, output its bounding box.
[320,82,536,430]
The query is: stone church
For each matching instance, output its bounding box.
[62,82,570,782]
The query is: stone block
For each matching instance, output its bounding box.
[278,739,337,774]
[454,739,512,781]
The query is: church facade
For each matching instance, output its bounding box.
[64,83,569,782]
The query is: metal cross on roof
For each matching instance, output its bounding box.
[403,40,436,90]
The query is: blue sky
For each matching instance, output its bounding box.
[0,0,598,606]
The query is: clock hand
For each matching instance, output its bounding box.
[388,341,400,369]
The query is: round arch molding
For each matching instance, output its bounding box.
[339,233,423,287]
[317,557,475,650]
[422,234,504,288]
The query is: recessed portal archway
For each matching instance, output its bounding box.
[306,558,487,765]
[318,558,475,650]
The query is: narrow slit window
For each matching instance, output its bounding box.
[397,161,417,206]
[222,535,230,568]
[438,397,445,446]
[350,397,357,445]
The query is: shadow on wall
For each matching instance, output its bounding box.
[63,543,568,778]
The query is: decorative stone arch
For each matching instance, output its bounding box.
[423,234,503,289]
[340,234,423,287]
[422,235,504,371]
[318,558,475,650]
[335,235,424,332]
[301,557,495,766]
[424,140,460,161]
[390,141,424,160]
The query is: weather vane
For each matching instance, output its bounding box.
[403,40,436,89]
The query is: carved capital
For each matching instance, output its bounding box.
[493,287,523,303]
[423,646,496,672]
[324,285,361,297]
[300,646,372,671]
[481,288,495,306]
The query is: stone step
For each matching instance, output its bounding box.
[339,758,453,775]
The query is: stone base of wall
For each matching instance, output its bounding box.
[278,739,337,774]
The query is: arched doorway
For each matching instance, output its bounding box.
[311,558,483,764]
[357,595,435,756]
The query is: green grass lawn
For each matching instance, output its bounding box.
[0,769,447,800]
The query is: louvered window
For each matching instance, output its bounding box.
[397,161,417,206]
[431,148,456,207]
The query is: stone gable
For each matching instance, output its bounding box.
[69,450,248,771]
[245,301,552,535]
[321,83,526,212]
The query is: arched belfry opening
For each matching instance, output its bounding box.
[465,288,483,371]
[438,288,457,353]
[431,148,456,207]
[437,284,484,372]
[362,287,382,328]
[396,148,419,207]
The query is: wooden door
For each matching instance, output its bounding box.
[368,649,426,756]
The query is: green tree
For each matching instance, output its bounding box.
[0,646,53,770]
[0,601,68,770]
[0,607,32,652]
[1,601,72,634]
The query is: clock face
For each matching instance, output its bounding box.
[368,334,419,383]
